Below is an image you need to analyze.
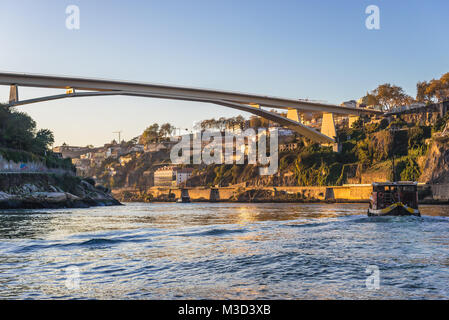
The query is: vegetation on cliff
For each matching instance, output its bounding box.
[90,108,449,192]
[0,104,74,171]
[187,113,445,187]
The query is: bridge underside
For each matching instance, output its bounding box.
[5,88,335,144]
[0,72,382,145]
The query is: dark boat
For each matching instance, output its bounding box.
[368,181,420,217]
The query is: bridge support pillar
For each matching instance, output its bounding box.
[321,112,340,152]
[210,188,220,202]
[287,108,301,123]
[348,115,359,128]
[321,112,336,140]
[9,85,18,104]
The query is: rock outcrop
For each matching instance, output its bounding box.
[420,137,449,183]
[0,173,121,209]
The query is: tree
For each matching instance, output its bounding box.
[375,83,413,111]
[234,115,245,130]
[362,83,413,111]
[361,92,379,106]
[249,116,262,128]
[33,129,54,155]
[416,81,431,103]
[139,123,160,145]
[217,117,227,131]
[407,127,425,149]
[1,110,36,150]
[159,123,174,139]
[425,74,449,103]
[400,158,421,181]
[0,103,56,157]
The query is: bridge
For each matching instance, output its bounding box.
[0,72,382,147]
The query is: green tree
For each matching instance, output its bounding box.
[1,110,36,151]
[159,123,174,140]
[363,83,413,111]
[33,129,55,155]
[416,81,431,103]
[425,73,449,103]
[361,92,379,107]
[407,127,425,149]
[139,123,160,144]
[400,158,421,181]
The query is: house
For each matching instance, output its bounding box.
[341,100,357,108]
[279,143,299,152]
[52,145,91,159]
[131,144,145,152]
[154,166,194,187]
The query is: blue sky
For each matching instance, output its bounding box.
[0,0,448,146]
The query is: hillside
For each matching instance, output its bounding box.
[93,109,449,197]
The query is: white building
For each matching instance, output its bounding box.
[154,166,194,187]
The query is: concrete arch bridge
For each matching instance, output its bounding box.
[0,72,382,148]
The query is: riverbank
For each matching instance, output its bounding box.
[0,173,121,209]
[112,183,449,204]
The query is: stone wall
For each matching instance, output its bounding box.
[122,183,447,203]
[431,184,449,201]
[146,184,373,202]
[0,155,70,175]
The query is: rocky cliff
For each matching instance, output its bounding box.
[419,136,449,183]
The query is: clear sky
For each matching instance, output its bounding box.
[0,0,448,146]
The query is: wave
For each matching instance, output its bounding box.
[282,222,330,229]
[15,237,127,252]
[78,238,124,246]
[177,228,248,237]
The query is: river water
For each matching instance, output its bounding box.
[0,203,448,299]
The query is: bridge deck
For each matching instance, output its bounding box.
[0,72,381,116]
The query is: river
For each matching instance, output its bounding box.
[0,203,448,299]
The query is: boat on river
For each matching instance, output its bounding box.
[368,181,420,217]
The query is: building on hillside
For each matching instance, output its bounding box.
[341,100,357,108]
[52,152,63,159]
[71,158,90,176]
[144,141,178,153]
[131,144,145,152]
[92,152,107,165]
[154,166,194,187]
[279,143,299,152]
[119,154,134,166]
[225,123,244,133]
[52,145,91,159]
[145,143,168,153]
[275,128,294,136]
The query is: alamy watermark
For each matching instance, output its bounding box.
[66,5,80,30]
[365,265,380,290]
[170,128,279,176]
[63,5,379,33]
[64,266,80,290]
[365,5,380,30]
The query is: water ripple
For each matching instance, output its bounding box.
[0,203,448,299]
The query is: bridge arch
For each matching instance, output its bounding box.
[0,72,382,144]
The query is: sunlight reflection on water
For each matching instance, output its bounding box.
[0,203,448,299]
